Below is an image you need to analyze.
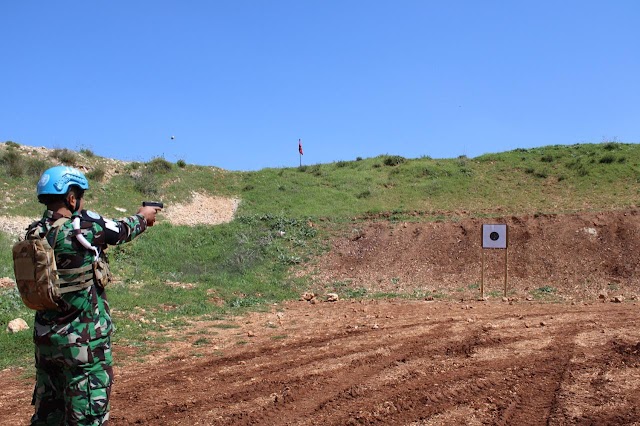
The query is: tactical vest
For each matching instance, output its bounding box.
[12,218,98,311]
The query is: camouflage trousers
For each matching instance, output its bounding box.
[31,336,113,426]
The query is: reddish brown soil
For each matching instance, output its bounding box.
[306,209,640,301]
[2,209,640,425]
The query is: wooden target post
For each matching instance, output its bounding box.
[480,224,509,300]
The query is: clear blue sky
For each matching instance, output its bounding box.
[2,1,639,171]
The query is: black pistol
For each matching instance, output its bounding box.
[142,201,164,209]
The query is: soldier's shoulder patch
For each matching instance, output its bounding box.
[81,210,103,222]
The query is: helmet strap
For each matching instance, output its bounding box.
[65,191,81,213]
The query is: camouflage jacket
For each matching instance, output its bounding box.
[30,209,147,348]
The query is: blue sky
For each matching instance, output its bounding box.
[2,1,638,171]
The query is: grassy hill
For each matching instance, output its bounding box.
[1,140,639,368]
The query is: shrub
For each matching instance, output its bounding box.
[25,158,51,177]
[382,155,406,166]
[5,141,20,149]
[540,155,554,163]
[1,150,25,177]
[524,167,549,179]
[87,166,106,182]
[51,149,77,165]
[146,157,173,174]
[603,142,620,151]
[125,162,141,171]
[420,167,436,177]
[79,148,95,157]
[132,171,159,195]
[599,154,616,164]
[176,159,187,168]
[305,165,322,176]
[576,164,589,177]
[356,190,371,199]
[459,167,473,177]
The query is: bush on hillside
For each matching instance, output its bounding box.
[603,142,621,151]
[51,148,77,165]
[1,150,25,177]
[26,158,51,177]
[382,155,406,166]
[87,166,106,182]
[599,154,616,164]
[146,157,173,174]
[132,171,159,195]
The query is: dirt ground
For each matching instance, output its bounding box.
[1,301,639,425]
[2,207,640,425]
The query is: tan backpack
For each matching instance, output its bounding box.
[12,218,95,311]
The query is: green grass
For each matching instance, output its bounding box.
[1,141,640,367]
[0,287,33,369]
[531,285,558,300]
[3,142,640,219]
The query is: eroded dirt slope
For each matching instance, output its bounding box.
[306,209,640,301]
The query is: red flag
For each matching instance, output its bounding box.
[298,139,303,155]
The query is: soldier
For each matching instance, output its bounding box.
[28,165,158,425]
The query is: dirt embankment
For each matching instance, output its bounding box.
[306,209,640,301]
[4,205,639,301]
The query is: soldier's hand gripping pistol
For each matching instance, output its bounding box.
[140,201,164,226]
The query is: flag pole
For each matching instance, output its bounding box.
[298,139,303,167]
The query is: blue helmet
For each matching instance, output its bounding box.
[37,166,89,196]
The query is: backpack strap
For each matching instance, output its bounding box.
[46,217,71,249]
[30,217,70,244]
[51,217,70,229]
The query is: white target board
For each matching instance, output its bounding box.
[482,224,508,249]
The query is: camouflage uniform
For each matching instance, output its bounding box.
[30,209,147,426]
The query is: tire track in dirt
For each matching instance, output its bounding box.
[299,326,569,425]
[114,307,573,425]
[114,322,461,424]
[492,325,577,425]
[3,302,640,425]
[544,311,640,425]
